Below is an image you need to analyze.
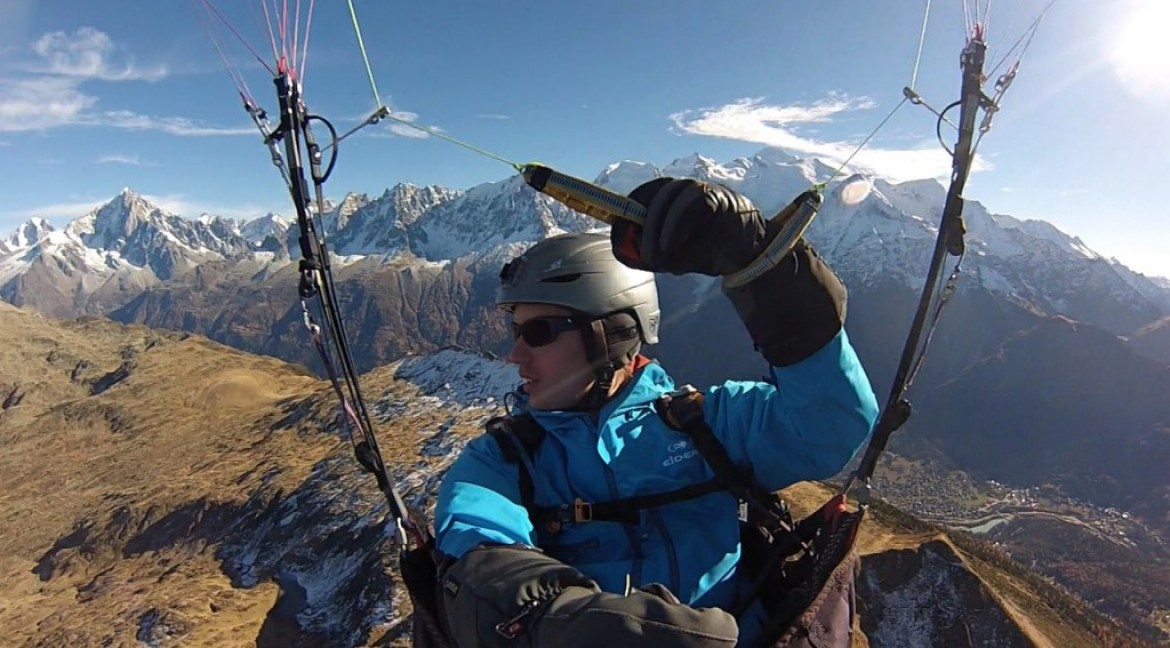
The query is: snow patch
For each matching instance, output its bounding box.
[393,347,519,407]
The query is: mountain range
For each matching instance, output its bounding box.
[4,148,1169,329]
[3,147,1170,639]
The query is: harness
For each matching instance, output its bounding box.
[485,386,831,619]
[489,388,786,520]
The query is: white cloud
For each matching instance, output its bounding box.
[330,106,437,141]
[382,111,432,139]
[91,111,255,136]
[137,193,286,220]
[0,198,107,222]
[0,193,286,231]
[670,96,990,182]
[95,154,158,167]
[476,113,510,120]
[0,91,255,133]
[0,27,246,135]
[27,27,167,81]
[0,76,96,131]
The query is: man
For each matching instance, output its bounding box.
[433,178,879,647]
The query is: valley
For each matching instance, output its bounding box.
[873,453,1170,642]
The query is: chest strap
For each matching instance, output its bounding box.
[487,386,790,535]
[531,479,726,533]
[657,386,791,525]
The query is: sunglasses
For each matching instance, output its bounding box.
[511,316,580,348]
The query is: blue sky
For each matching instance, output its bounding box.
[2,0,1168,278]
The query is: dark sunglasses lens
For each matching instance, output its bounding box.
[512,318,572,348]
[519,319,556,347]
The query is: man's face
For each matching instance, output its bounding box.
[506,303,595,410]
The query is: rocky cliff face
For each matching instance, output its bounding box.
[859,540,1033,646]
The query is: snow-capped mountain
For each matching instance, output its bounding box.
[602,150,1168,336]
[812,177,1164,334]
[1109,258,1170,313]
[257,178,591,263]
[595,148,831,215]
[238,212,290,247]
[64,188,252,266]
[0,189,263,316]
[324,184,456,257]
[2,148,1167,334]
[407,174,599,262]
[1,217,55,253]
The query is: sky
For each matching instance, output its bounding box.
[1,0,1168,278]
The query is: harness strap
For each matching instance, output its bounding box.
[486,385,793,536]
[485,414,544,523]
[530,479,726,533]
[656,386,792,527]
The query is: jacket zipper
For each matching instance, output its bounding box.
[651,509,681,594]
[601,441,643,585]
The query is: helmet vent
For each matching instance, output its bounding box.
[542,273,581,284]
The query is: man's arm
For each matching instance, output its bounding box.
[705,327,878,491]
[435,434,536,559]
[608,178,879,490]
[713,238,878,490]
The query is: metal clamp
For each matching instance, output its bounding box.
[495,600,542,639]
[574,498,593,523]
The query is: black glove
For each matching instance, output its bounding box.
[723,241,846,366]
[611,177,847,366]
[611,178,768,276]
[440,544,737,648]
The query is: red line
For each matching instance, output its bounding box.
[281,0,290,62]
[299,0,315,84]
[201,0,275,76]
[249,1,278,62]
[194,0,250,99]
[260,1,280,67]
[292,0,301,77]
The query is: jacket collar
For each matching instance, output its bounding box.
[511,356,675,430]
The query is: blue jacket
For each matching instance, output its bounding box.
[435,328,878,633]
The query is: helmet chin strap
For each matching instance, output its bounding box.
[579,318,616,411]
[573,314,642,412]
